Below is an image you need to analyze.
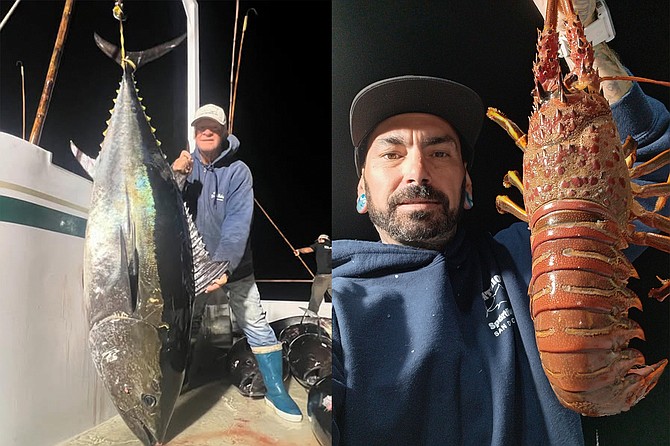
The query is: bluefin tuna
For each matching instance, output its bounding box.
[79,33,226,446]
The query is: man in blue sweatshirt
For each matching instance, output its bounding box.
[332,4,670,445]
[173,103,302,422]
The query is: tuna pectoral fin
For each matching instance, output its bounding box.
[70,140,97,180]
[94,32,186,70]
[183,203,230,295]
[119,224,139,312]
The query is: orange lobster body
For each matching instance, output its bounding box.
[488,0,669,416]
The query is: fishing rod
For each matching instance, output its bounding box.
[225,5,315,280]
[29,0,75,146]
[228,0,240,122]
[229,8,256,134]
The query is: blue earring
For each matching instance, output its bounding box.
[464,192,474,209]
[356,193,367,213]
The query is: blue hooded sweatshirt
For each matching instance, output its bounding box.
[183,134,255,281]
[332,83,669,446]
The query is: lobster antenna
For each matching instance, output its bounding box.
[600,75,670,88]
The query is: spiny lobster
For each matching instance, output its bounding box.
[487,0,670,416]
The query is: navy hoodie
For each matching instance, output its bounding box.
[333,224,585,446]
[332,83,669,445]
[183,134,255,281]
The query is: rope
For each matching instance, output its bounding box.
[254,198,315,278]
[113,1,127,69]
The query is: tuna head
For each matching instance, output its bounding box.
[89,316,180,445]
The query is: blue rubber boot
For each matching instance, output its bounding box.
[252,343,303,422]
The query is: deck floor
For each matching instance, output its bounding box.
[58,343,325,446]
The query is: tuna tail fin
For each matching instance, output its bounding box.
[93,32,186,71]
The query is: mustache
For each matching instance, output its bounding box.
[388,184,449,209]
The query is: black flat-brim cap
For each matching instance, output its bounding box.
[350,75,485,171]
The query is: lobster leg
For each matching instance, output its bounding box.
[656,172,670,212]
[629,149,670,179]
[630,200,670,235]
[622,136,638,164]
[649,277,670,301]
[629,148,670,212]
[496,195,528,222]
[503,170,524,193]
[631,182,670,200]
[486,107,527,151]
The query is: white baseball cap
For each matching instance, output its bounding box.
[191,103,227,127]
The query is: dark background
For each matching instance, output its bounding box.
[332,1,669,445]
[0,0,331,301]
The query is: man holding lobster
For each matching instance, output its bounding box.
[332,1,669,445]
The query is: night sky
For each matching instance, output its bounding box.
[0,0,331,299]
[332,1,668,445]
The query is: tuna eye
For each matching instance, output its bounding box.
[141,394,157,408]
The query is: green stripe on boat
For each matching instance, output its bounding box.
[0,196,86,238]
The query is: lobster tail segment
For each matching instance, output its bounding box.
[548,357,668,417]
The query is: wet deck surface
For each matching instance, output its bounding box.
[58,344,324,446]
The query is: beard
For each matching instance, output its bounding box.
[366,180,465,251]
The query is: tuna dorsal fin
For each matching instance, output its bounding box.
[70,140,97,180]
[184,203,229,295]
[93,32,186,71]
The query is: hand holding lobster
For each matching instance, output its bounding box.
[532,0,597,27]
